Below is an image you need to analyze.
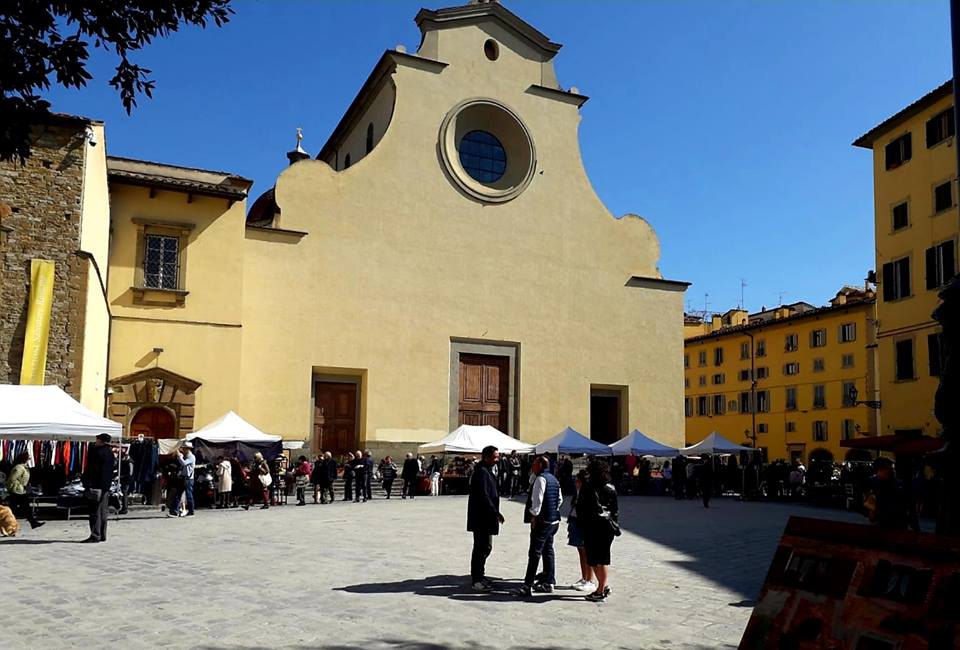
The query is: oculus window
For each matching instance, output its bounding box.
[458,130,507,184]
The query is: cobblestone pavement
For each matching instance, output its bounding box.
[1,495,863,650]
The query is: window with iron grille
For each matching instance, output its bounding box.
[785,333,799,352]
[842,353,855,369]
[143,234,180,290]
[885,132,911,170]
[838,323,856,343]
[813,384,826,409]
[810,329,827,348]
[813,420,828,441]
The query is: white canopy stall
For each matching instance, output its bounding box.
[418,424,534,455]
[185,411,283,462]
[535,426,612,455]
[681,431,754,455]
[0,385,121,441]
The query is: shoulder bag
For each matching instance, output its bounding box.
[595,486,621,537]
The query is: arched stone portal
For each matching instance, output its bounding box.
[107,367,201,437]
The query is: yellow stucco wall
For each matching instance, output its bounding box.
[239,22,684,446]
[107,185,246,429]
[685,301,878,463]
[865,92,957,436]
[78,123,110,413]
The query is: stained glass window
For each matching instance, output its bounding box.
[458,130,506,184]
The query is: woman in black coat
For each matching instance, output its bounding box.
[576,458,619,602]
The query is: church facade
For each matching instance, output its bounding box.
[3,2,687,455]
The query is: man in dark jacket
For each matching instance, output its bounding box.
[401,453,420,499]
[363,450,375,501]
[467,445,504,592]
[352,450,367,503]
[82,433,115,543]
[323,452,337,504]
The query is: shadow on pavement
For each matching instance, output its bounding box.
[334,573,586,603]
[194,643,725,650]
[0,538,84,544]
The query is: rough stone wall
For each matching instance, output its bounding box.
[0,123,89,397]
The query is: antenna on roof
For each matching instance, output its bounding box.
[739,279,747,310]
[778,291,787,307]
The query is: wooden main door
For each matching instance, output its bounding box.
[130,407,176,439]
[458,354,509,431]
[314,381,358,456]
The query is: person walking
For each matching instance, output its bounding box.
[508,451,521,497]
[169,442,196,517]
[81,433,115,543]
[216,455,233,508]
[699,454,714,508]
[323,452,337,504]
[352,451,367,503]
[576,458,619,601]
[516,455,563,596]
[342,453,354,501]
[401,452,419,499]
[467,445,504,592]
[252,452,271,509]
[567,470,595,591]
[5,452,44,530]
[363,450,375,501]
[294,455,311,506]
[379,456,398,498]
[428,455,442,497]
[311,454,325,504]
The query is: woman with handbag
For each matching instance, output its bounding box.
[252,452,272,509]
[576,458,620,602]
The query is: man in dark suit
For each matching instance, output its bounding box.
[82,433,115,543]
[401,453,419,499]
[467,445,505,592]
[363,450,375,500]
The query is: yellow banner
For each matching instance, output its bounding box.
[19,259,55,385]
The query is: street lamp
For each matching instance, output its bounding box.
[847,385,881,409]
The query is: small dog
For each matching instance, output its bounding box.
[0,504,19,537]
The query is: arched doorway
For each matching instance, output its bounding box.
[130,407,176,439]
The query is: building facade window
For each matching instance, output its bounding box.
[892,201,909,231]
[810,328,827,348]
[842,419,856,440]
[785,387,797,411]
[935,180,954,213]
[927,107,955,147]
[684,377,690,389]
[785,421,796,433]
[755,339,767,357]
[684,354,690,369]
[713,394,726,415]
[813,384,826,409]
[895,338,915,381]
[882,256,911,301]
[698,351,708,367]
[459,130,507,183]
[842,381,857,407]
[739,392,751,414]
[697,395,709,416]
[728,399,739,413]
[884,132,911,170]
[740,342,750,360]
[813,420,828,441]
[783,362,800,376]
[926,240,956,290]
[714,347,724,366]
[699,375,707,387]
[838,323,856,343]
[684,397,693,417]
[929,333,945,377]
[757,423,768,434]
[739,369,751,382]
[813,358,825,373]
[143,234,180,290]
[842,353,855,369]
[712,373,725,385]
[785,333,799,352]
[756,390,770,413]
[756,366,769,379]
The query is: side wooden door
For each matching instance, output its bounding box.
[314,382,358,456]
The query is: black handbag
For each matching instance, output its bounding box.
[596,487,621,537]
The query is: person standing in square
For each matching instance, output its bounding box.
[467,446,504,592]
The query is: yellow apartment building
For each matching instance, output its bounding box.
[684,288,879,464]
[853,81,957,439]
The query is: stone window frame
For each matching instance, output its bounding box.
[131,218,193,306]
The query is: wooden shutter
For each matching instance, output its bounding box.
[903,132,912,160]
[897,258,911,298]
[926,246,938,290]
[882,262,895,300]
[943,241,956,283]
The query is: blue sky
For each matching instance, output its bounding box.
[44,1,951,314]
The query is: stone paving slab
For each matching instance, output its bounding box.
[0,496,862,649]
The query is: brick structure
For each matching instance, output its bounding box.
[0,118,92,398]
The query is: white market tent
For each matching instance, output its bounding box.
[0,384,121,441]
[535,426,612,455]
[609,429,679,456]
[681,431,754,455]
[185,411,281,443]
[418,424,534,455]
